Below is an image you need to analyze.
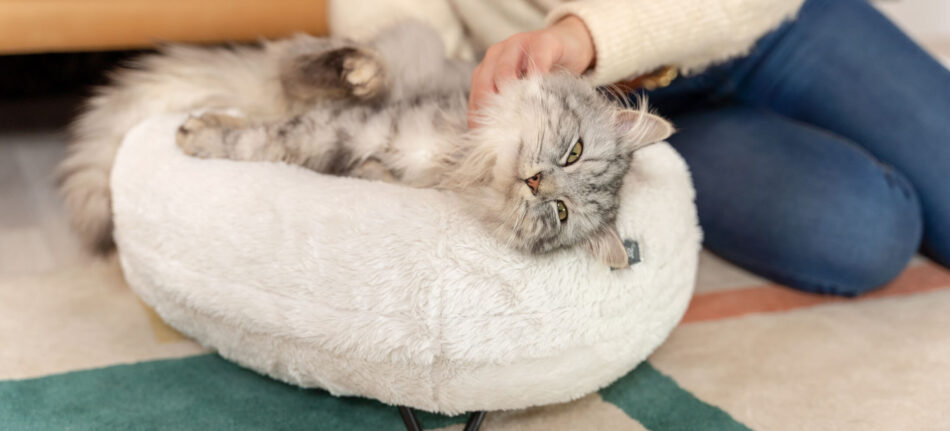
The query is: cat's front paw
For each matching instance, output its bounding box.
[283,46,387,102]
[176,113,242,158]
[341,49,385,100]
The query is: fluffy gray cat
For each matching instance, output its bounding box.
[60,22,672,268]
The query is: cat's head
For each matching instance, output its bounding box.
[458,73,673,268]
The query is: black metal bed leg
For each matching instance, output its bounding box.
[398,406,422,431]
[397,406,487,431]
[463,411,487,431]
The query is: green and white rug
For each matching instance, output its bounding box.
[3,254,950,430]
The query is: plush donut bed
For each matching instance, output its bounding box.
[111,114,701,415]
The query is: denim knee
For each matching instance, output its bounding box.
[750,168,923,297]
[668,105,928,297]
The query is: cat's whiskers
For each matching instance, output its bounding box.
[492,201,523,238]
[533,128,545,163]
[505,202,529,249]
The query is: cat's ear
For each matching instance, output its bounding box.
[583,226,630,269]
[615,110,674,152]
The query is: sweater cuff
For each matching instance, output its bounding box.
[546,0,645,85]
[546,0,803,86]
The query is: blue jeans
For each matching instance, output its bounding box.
[643,0,950,296]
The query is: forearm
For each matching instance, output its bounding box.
[546,0,805,85]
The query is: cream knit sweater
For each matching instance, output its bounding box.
[329,0,805,86]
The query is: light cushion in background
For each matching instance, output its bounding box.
[110,114,701,414]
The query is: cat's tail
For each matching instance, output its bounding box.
[58,38,312,252]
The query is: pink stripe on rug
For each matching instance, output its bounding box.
[682,263,950,323]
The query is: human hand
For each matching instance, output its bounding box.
[467,15,595,128]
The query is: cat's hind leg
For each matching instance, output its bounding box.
[351,158,398,183]
[176,113,259,159]
[176,111,360,175]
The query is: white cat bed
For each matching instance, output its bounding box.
[111,114,701,414]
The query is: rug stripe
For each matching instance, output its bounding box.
[0,354,466,431]
[682,262,950,323]
[600,362,752,431]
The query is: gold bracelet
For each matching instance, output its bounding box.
[614,65,679,91]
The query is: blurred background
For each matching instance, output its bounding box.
[878,0,950,60]
[0,0,948,274]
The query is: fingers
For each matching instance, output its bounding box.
[467,31,563,128]
[468,36,531,128]
[493,40,525,85]
[524,33,559,76]
[468,44,502,128]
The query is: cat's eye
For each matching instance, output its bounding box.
[565,138,583,166]
[556,200,568,222]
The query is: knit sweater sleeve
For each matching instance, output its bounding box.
[545,0,805,85]
[328,0,475,60]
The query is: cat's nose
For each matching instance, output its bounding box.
[524,172,542,195]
